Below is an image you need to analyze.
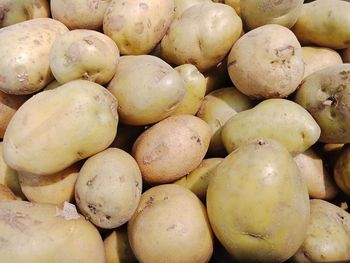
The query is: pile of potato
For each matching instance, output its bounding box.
[1,0,350,262]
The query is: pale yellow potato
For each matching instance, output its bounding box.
[103,0,174,55]
[0,0,49,28]
[128,184,213,263]
[174,0,210,18]
[0,184,17,200]
[293,148,338,200]
[302,46,343,78]
[172,64,206,115]
[334,144,350,196]
[3,80,118,175]
[18,164,80,205]
[0,18,68,95]
[107,55,185,126]
[196,87,253,156]
[212,0,240,15]
[161,2,242,72]
[227,24,304,99]
[49,29,119,85]
[0,201,106,263]
[51,0,111,30]
[207,139,310,262]
[75,148,142,229]
[292,199,350,262]
[132,115,211,184]
[221,99,321,155]
[292,0,350,49]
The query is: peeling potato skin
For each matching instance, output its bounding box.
[334,145,350,197]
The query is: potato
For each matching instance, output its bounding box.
[75,148,142,229]
[107,55,185,126]
[51,0,111,30]
[49,29,120,85]
[291,199,350,262]
[0,18,68,95]
[18,164,80,205]
[196,87,253,156]
[160,2,242,72]
[132,115,211,184]
[207,139,310,262]
[3,80,118,175]
[212,0,240,16]
[227,24,304,99]
[174,0,209,18]
[334,144,350,197]
[0,0,50,28]
[294,149,338,200]
[292,0,350,49]
[103,0,174,55]
[302,46,343,78]
[294,64,350,143]
[128,184,213,263]
[221,99,321,155]
[0,201,106,263]
[0,184,17,200]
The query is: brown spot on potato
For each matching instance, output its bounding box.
[109,15,125,31]
[134,22,144,34]
[86,175,97,186]
[77,151,84,158]
[33,39,41,45]
[154,19,166,33]
[88,204,97,214]
[227,60,237,68]
[139,2,149,10]
[143,143,168,164]
[247,232,267,240]
[166,224,176,231]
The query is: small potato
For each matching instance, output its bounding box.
[75,148,142,229]
[227,24,304,99]
[132,115,211,184]
[128,184,213,263]
[49,29,120,85]
[0,184,17,200]
[3,80,118,175]
[103,0,174,55]
[334,145,350,197]
[51,0,111,30]
[161,2,242,72]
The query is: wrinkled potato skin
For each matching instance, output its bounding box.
[227,24,304,99]
[103,0,174,55]
[292,0,350,49]
[132,115,211,184]
[221,99,321,155]
[0,201,106,263]
[0,18,68,95]
[294,64,350,143]
[3,80,118,175]
[51,0,111,30]
[207,139,310,262]
[128,184,213,263]
[334,144,350,196]
[292,199,350,263]
[0,0,50,28]
[174,0,210,18]
[49,29,120,85]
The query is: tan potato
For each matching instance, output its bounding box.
[0,18,68,95]
[49,29,120,85]
[0,201,106,263]
[132,115,211,184]
[174,0,210,18]
[160,2,242,72]
[51,0,111,30]
[75,148,142,229]
[0,0,50,28]
[107,55,185,126]
[128,184,213,263]
[227,24,304,99]
[3,80,118,175]
[0,184,17,200]
[334,145,350,197]
[103,0,174,55]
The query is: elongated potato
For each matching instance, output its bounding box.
[3,80,118,175]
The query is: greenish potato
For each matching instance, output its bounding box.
[334,144,350,197]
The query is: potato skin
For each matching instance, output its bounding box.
[3,80,118,175]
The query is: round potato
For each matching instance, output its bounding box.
[128,184,213,263]
[334,144,350,197]
[75,148,142,229]
[132,115,211,184]
[227,24,304,99]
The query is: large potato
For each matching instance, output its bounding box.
[0,18,68,95]
[103,0,174,55]
[160,2,242,72]
[221,99,321,155]
[49,29,120,85]
[3,80,118,175]
[207,139,310,262]
[128,184,213,263]
[227,24,304,99]
[334,144,350,197]
[132,115,211,184]
[107,55,185,126]
[0,201,106,263]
